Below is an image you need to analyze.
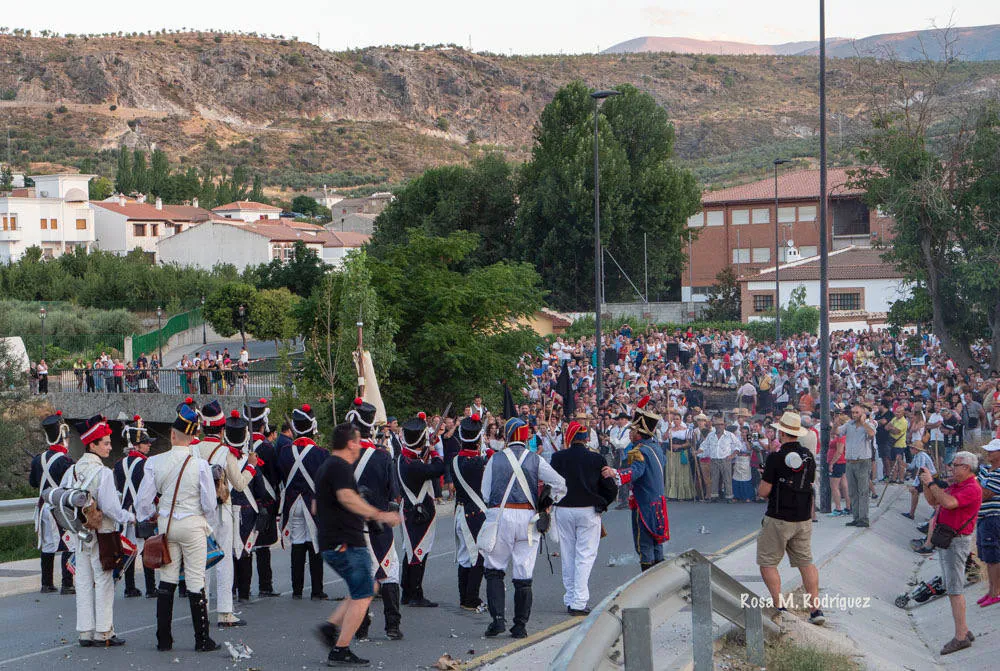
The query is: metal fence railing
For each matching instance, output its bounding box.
[35,367,287,398]
[130,308,204,357]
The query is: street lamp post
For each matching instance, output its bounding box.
[818,0,832,513]
[39,307,47,359]
[201,295,207,345]
[591,88,621,409]
[238,304,247,349]
[773,158,790,344]
[156,306,163,364]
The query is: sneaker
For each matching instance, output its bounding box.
[871,492,879,499]
[915,545,934,555]
[327,647,370,667]
[39,585,58,594]
[311,592,329,601]
[808,609,826,625]
[826,511,842,517]
[60,586,76,595]
[845,520,859,527]
[940,637,971,655]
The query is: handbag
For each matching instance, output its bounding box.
[143,456,192,570]
[205,534,225,570]
[96,531,124,571]
[930,511,978,550]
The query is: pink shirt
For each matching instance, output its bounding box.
[937,476,982,535]
[113,363,125,377]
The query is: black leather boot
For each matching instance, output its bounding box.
[178,578,187,599]
[466,559,485,609]
[39,553,55,592]
[401,556,412,604]
[189,589,220,652]
[484,569,506,637]
[235,554,252,601]
[381,583,403,640]
[256,548,278,595]
[290,544,307,597]
[307,547,326,599]
[510,579,532,639]
[457,566,470,607]
[144,567,157,597]
[156,581,176,651]
[407,558,436,607]
[123,560,141,597]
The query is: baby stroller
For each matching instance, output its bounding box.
[895,576,945,608]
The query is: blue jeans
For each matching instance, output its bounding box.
[322,546,373,599]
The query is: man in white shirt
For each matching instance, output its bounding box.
[697,416,739,502]
[608,414,632,509]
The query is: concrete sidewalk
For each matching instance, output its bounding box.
[481,485,919,670]
[0,559,40,598]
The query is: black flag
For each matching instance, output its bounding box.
[502,381,517,420]
[556,361,575,418]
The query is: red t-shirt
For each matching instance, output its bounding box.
[937,477,982,536]
[827,436,847,465]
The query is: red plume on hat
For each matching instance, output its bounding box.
[354,397,363,406]
[418,412,426,421]
[231,410,240,418]
[302,404,312,413]
[471,413,480,422]
[637,395,651,409]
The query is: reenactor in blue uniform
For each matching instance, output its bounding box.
[113,414,156,598]
[30,411,75,595]
[450,413,490,611]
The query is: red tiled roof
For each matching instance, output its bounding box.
[741,246,904,282]
[538,308,572,327]
[91,201,175,222]
[315,230,371,248]
[702,168,862,206]
[213,200,283,212]
[160,205,217,222]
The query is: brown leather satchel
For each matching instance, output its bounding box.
[96,532,123,571]
[143,456,191,570]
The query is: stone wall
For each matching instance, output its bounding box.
[46,391,267,424]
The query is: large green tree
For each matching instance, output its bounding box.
[248,288,300,351]
[515,82,701,309]
[203,282,258,340]
[369,153,518,266]
[368,230,544,413]
[243,241,327,297]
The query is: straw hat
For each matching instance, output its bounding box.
[770,411,809,437]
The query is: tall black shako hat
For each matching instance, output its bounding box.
[243,398,270,433]
[631,395,660,438]
[174,397,200,435]
[42,411,69,446]
[458,413,484,447]
[224,410,251,450]
[292,404,318,437]
[346,397,377,438]
[402,413,429,451]
[201,399,225,433]
[122,414,151,446]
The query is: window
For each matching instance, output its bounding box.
[50,218,58,230]
[798,245,818,258]
[76,218,87,230]
[752,208,770,224]
[830,292,862,311]
[692,286,712,296]
[732,209,750,225]
[133,223,147,237]
[259,214,267,220]
[731,248,750,264]
[753,294,775,313]
[1,215,7,231]
[150,224,159,237]
[798,205,817,221]
[706,210,725,227]
[752,247,771,263]
[778,207,796,223]
[5,215,15,231]
[40,218,48,230]
[686,212,703,228]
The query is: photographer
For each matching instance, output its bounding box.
[919,452,982,655]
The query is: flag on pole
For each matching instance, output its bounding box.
[556,361,575,418]
[353,350,387,425]
[502,381,517,420]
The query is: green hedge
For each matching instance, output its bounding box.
[563,315,815,344]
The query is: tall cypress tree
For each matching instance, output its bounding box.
[114,146,133,195]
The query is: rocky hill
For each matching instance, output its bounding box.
[2,33,999,193]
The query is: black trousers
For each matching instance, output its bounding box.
[401,555,429,602]
[255,547,274,592]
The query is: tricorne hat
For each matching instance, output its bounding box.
[770,411,809,437]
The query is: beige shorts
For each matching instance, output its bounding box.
[756,516,813,568]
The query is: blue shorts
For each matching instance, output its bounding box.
[322,546,374,600]
[830,463,846,478]
[977,515,1000,565]
[891,447,909,461]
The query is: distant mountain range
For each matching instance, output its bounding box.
[604,24,1000,61]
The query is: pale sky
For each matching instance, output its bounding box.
[6,1,995,54]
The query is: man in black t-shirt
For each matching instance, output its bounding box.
[874,400,894,482]
[314,424,400,668]
[756,411,825,626]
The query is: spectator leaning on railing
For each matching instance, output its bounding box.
[919,451,981,656]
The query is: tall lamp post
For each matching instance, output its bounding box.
[201,295,207,345]
[238,304,247,349]
[818,0,832,513]
[39,307,47,360]
[156,306,163,364]
[591,88,621,409]
[773,158,791,343]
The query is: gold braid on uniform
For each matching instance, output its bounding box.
[626,446,645,465]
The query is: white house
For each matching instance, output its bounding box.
[305,186,344,210]
[212,200,282,223]
[0,174,96,262]
[156,220,369,271]
[738,246,909,331]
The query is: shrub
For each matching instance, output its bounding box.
[436,117,449,132]
[0,89,15,101]
[55,105,68,114]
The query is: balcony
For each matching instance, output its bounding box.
[832,199,870,237]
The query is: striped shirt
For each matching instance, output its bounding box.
[978,465,1000,518]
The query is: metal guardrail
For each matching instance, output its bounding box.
[0,499,36,528]
[551,549,779,671]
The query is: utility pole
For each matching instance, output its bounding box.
[818,0,832,514]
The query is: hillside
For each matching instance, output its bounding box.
[2,33,999,193]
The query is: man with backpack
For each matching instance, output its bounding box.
[756,411,825,626]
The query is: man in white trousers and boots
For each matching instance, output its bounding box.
[550,421,618,615]
[480,418,566,639]
[136,400,220,652]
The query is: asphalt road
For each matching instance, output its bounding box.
[0,501,767,671]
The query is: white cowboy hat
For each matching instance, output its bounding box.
[770,411,809,437]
